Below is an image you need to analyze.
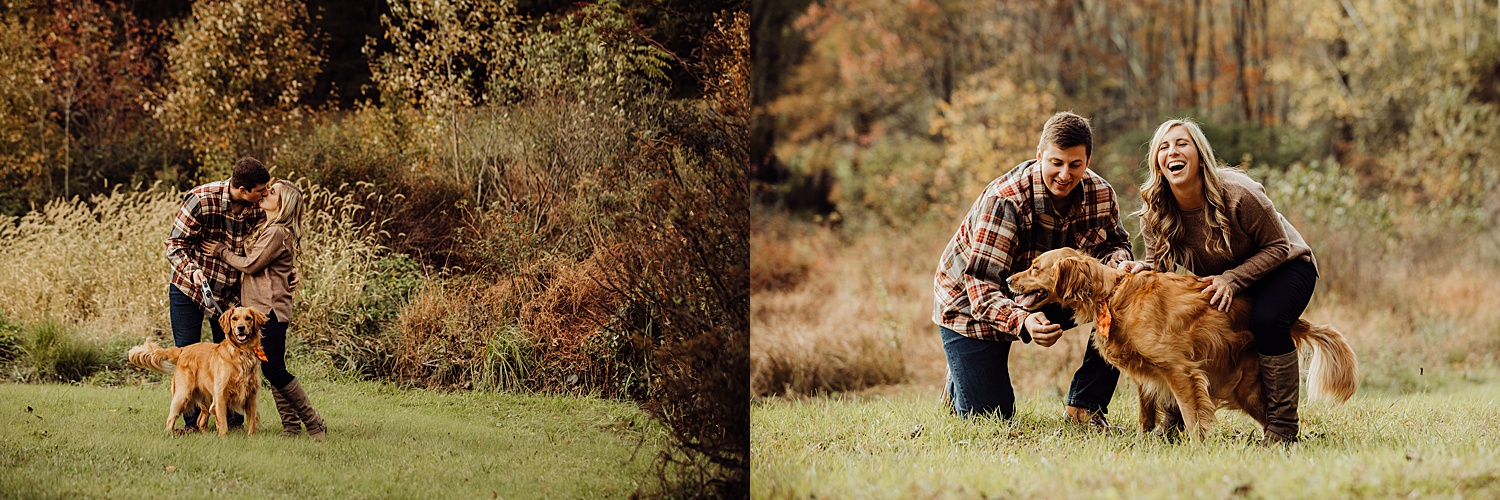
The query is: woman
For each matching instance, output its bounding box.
[1118,119,1318,444]
[209,179,327,441]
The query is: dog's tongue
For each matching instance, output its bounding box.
[1013,292,1038,309]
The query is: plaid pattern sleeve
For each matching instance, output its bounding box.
[164,181,264,312]
[934,161,1133,342]
[933,164,1033,342]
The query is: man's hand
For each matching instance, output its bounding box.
[1198,274,1237,312]
[1026,311,1063,347]
[1116,260,1148,274]
[191,269,206,287]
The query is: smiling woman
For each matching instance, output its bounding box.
[1123,118,1322,444]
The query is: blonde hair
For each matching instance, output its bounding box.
[246,179,304,268]
[1131,119,1236,271]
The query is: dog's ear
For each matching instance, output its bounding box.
[217,309,233,336]
[1055,257,1098,303]
[250,308,268,332]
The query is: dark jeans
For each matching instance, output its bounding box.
[1240,259,1318,356]
[943,303,1120,418]
[261,312,296,389]
[167,284,241,430]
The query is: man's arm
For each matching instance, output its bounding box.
[961,195,1030,339]
[165,192,205,284]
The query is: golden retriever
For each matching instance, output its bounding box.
[128,306,266,436]
[1006,248,1357,440]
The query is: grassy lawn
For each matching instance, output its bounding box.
[752,377,1500,498]
[0,380,665,498]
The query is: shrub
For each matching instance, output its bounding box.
[0,12,57,216]
[14,317,106,382]
[153,0,324,173]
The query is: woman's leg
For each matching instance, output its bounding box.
[1243,258,1318,443]
[941,326,1016,419]
[260,313,303,436]
[259,313,295,389]
[1244,259,1318,356]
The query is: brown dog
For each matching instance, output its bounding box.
[1005,248,1357,439]
[129,306,266,436]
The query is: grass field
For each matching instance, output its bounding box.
[751,377,1500,498]
[0,380,665,498]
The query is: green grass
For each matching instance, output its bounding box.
[752,379,1500,498]
[0,379,665,498]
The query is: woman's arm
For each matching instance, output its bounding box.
[1221,187,1292,291]
[218,226,287,276]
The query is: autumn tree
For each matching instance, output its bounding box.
[0,9,56,215]
[153,0,324,175]
[42,0,161,198]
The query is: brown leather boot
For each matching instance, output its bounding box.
[271,385,303,437]
[1260,350,1301,444]
[280,379,326,442]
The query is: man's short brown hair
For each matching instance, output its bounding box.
[1038,111,1093,158]
[230,157,271,189]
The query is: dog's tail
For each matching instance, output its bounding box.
[1291,320,1358,403]
[126,340,178,375]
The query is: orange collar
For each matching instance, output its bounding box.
[1096,299,1112,339]
[1097,273,1131,339]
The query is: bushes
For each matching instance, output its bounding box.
[153,0,324,171]
[6,317,109,383]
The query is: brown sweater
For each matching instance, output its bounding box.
[1143,169,1316,291]
[218,225,295,322]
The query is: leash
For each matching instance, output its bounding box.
[200,279,224,317]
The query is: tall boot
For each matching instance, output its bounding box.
[280,379,326,442]
[1260,350,1301,444]
[271,385,304,437]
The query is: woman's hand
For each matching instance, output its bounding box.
[1116,260,1148,274]
[201,240,224,257]
[1198,275,1237,312]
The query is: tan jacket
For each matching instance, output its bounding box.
[218,225,295,322]
[1143,169,1317,291]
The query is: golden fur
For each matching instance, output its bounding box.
[1006,248,1358,439]
[128,307,266,436]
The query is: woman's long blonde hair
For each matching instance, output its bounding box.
[1131,119,1236,271]
[246,179,304,268]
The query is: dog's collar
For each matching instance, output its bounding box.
[1096,299,1112,338]
[1097,273,1133,339]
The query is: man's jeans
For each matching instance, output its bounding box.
[942,303,1120,418]
[168,284,242,430]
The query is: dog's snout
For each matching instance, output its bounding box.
[1005,276,1014,287]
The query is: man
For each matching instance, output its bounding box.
[163,156,270,434]
[933,111,1132,425]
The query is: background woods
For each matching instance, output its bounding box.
[0,0,747,496]
[752,0,1500,399]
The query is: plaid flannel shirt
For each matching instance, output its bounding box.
[165,180,265,313]
[934,159,1133,342]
